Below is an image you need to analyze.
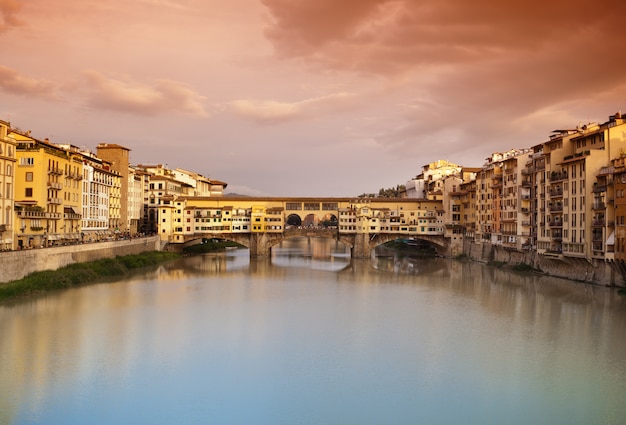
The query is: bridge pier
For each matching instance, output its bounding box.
[248,233,272,257]
[353,233,372,259]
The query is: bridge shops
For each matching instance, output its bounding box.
[157,196,462,258]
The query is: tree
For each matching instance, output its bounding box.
[358,184,406,198]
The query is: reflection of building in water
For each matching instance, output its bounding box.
[156,249,252,277]
[272,237,351,271]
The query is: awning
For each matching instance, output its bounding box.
[606,231,615,246]
[64,206,81,215]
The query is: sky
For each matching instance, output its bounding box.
[1,0,625,197]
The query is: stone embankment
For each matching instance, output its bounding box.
[463,240,626,287]
[0,236,163,284]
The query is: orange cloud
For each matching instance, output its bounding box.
[0,66,57,99]
[80,70,208,117]
[0,0,22,33]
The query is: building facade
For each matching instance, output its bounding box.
[0,121,17,250]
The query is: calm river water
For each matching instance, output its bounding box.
[2,237,626,425]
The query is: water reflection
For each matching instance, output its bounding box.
[2,241,626,425]
[371,251,447,275]
[271,237,351,272]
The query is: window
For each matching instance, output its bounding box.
[20,157,35,165]
[25,172,33,182]
[25,188,33,197]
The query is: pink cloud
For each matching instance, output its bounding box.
[229,92,357,124]
[0,66,57,99]
[80,70,208,117]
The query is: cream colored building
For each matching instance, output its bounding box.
[406,160,463,200]
[128,166,148,233]
[530,113,626,260]
[172,168,227,197]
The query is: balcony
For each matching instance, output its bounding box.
[592,202,606,210]
[549,220,563,227]
[47,181,63,190]
[48,167,63,175]
[17,210,46,218]
[598,166,614,176]
[592,220,606,227]
[549,205,563,212]
[549,171,568,182]
[521,180,532,188]
[592,185,607,194]
[549,189,563,198]
[48,197,62,205]
[68,171,83,180]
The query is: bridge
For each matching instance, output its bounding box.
[159,196,460,258]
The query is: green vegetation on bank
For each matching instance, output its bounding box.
[0,251,180,302]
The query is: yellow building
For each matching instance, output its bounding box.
[0,121,17,250]
[11,132,83,249]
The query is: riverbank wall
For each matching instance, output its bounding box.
[463,240,626,287]
[0,236,163,284]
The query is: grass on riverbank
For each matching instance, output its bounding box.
[0,251,180,303]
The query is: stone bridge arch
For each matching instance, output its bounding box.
[264,229,352,253]
[286,214,302,226]
[366,234,448,256]
[180,231,448,258]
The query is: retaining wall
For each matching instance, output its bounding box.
[0,236,162,284]
[463,240,626,287]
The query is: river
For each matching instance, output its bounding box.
[1,237,626,425]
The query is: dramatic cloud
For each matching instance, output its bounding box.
[0,0,22,33]
[0,66,57,99]
[262,0,626,73]
[229,92,357,124]
[1,0,625,196]
[80,71,208,117]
